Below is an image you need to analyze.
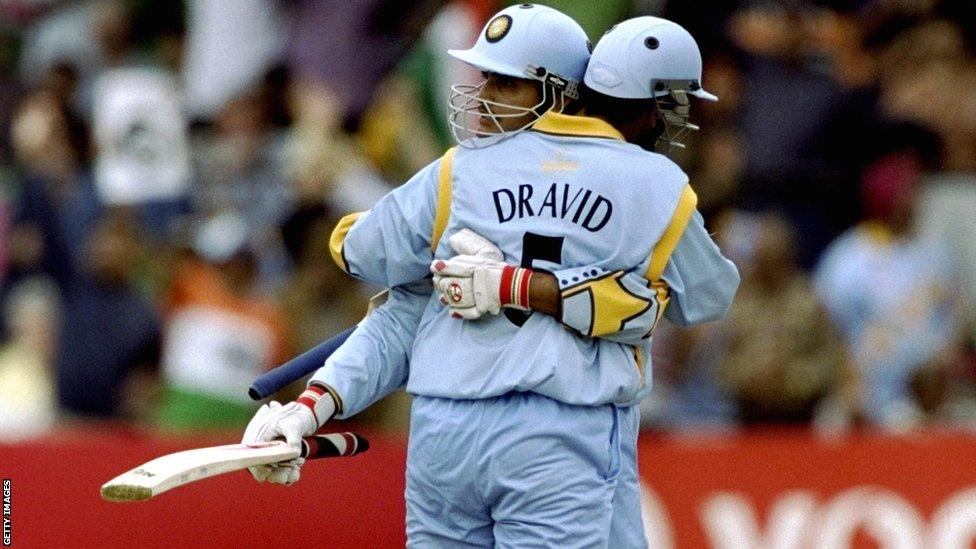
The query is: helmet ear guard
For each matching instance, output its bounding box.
[526,65,580,100]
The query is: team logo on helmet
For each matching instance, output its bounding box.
[485,15,512,43]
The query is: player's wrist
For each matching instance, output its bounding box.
[498,265,533,311]
[296,383,338,426]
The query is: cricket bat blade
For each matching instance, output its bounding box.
[100,432,369,502]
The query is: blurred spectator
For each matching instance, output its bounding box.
[7,87,99,288]
[91,67,192,239]
[0,277,58,440]
[284,0,448,128]
[192,90,292,289]
[644,320,737,430]
[156,213,291,431]
[55,210,161,419]
[280,215,369,351]
[814,149,968,428]
[716,213,850,424]
[181,0,284,120]
[18,0,144,116]
[286,80,392,214]
[727,3,850,265]
[918,169,976,344]
[17,1,103,89]
[353,1,489,181]
[682,127,744,218]
[647,212,851,427]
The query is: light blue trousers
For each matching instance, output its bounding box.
[405,392,646,548]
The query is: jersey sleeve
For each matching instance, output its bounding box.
[329,148,455,287]
[552,266,668,345]
[660,210,740,326]
[309,283,430,418]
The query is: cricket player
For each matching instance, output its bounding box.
[245,9,737,548]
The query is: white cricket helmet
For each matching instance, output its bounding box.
[447,4,591,147]
[585,16,716,151]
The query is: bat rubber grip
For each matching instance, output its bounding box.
[300,432,370,460]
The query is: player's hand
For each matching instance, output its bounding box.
[431,256,534,319]
[431,228,513,319]
[449,228,504,262]
[432,255,505,318]
[242,401,317,485]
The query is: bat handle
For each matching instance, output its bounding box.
[300,432,369,460]
[249,326,357,401]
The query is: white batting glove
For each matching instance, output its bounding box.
[432,228,520,320]
[242,385,336,485]
[449,228,504,262]
[431,256,534,320]
[432,255,506,317]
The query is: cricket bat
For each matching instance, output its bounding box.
[100,432,369,502]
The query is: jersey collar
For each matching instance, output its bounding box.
[531,111,625,141]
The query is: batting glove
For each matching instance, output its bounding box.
[432,256,534,319]
[431,228,519,320]
[242,385,336,485]
[448,228,504,262]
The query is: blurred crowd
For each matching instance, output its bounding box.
[0,0,973,440]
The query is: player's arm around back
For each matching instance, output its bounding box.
[330,149,456,287]
[545,187,739,337]
[541,176,734,342]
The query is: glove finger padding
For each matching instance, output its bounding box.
[249,464,272,483]
[449,228,504,261]
[244,403,277,482]
[430,257,473,277]
[250,454,307,485]
[265,457,305,485]
[243,400,315,483]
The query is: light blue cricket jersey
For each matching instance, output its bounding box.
[329,111,738,406]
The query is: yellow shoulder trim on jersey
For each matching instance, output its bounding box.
[531,111,625,141]
[646,184,697,282]
[330,211,365,273]
[431,147,457,252]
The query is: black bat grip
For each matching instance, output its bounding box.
[300,432,370,460]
